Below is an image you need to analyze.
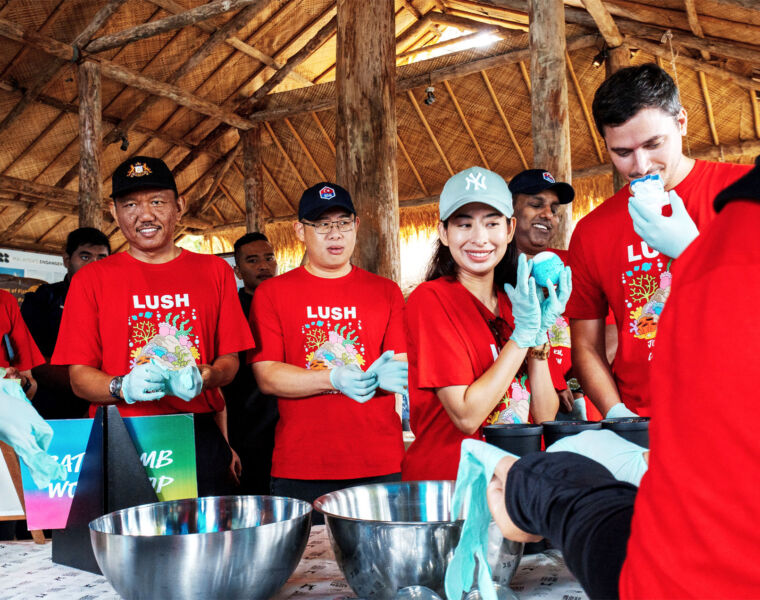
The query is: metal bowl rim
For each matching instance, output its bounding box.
[313,480,463,525]
[89,494,313,536]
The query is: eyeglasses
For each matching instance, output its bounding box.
[487,316,513,349]
[300,218,355,235]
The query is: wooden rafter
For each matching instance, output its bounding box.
[283,118,326,180]
[84,0,270,53]
[36,215,68,244]
[398,28,503,60]
[198,141,243,215]
[264,122,307,188]
[444,8,528,31]
[406,90,454,176]
[480,70,528,170]
[429,11,525,33]
[261,161,296,213]
[565,51,604,163]
[311,112,335,155]
[0,201,47,241]
[698,72,720,146]
[397,132,429,196]
[580,0,623,47]
[751,91,760,139]
[442,80,490,169]
[219,182,246,218]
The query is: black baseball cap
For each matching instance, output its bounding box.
[508,169,574,204]
[298,182,356,221]
[111,156,178,199]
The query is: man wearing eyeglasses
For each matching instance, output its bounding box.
[250,182,408,523]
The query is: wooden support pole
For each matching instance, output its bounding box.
[242,125,265,233]
[581,0,623,47]
[336,0,399,280]
[78,61,103,229]
[606,44,630,192]
[529,0,572,249]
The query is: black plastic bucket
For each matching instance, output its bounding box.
[483,424,543,457]
[542,420,603,449]
[601,417,650,448]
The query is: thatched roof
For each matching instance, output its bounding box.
[0,0,758,260]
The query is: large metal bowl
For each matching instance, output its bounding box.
[314,481,522,599]
[89,495,312,600]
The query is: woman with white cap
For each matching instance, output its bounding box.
[402,167,570,481]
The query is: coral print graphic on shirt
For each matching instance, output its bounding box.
[302,306,366,371]
[128,294,201,370]
[548,316,571,348]
[486,374,530,425]
[622,259,673,343]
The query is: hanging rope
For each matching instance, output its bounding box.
[661,30,692,157]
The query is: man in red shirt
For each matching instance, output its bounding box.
[567,63,751,417]
[52,156,253,496]
[484,156,760,600]
[250,182,407,523]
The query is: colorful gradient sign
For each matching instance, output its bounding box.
[20,414,197,530]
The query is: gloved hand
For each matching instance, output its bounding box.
[445,439,516,600]
[606,402,638,419]
[546,429,648,486]
[366,350,408,395]
[0,379,67,488]
[629,189,699,258]
[165,364,203,402]
[329,364,378,404]
[503,254,542,349]
[534,266,572,346]
[122,362,167,404]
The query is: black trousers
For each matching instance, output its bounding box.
[193,413,234,498]
[505,452,637,600]
[271,472,402,525]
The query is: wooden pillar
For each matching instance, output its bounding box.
[528,0,572,249]
[335,0,399,280]
[242,124,264,233]
[606,44,629,192]
[78,60,103,229]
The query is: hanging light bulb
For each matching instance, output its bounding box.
[424,85,436,106]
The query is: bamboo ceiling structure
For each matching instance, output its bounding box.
[0,0,758,256]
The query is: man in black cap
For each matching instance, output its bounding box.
[249,182,408,523]
[21,227,110,420]
[52,156,254,496]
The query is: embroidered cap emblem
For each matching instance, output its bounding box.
[542,172,555,183]
[465,171,487,191]
[319,186,336,200]
[126,162,152,178]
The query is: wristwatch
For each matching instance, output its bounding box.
[109,376,123,399]
[528,342,550,360]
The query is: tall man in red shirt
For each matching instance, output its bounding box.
[567,63,751,417]
[52,156,253,496]
[251,182,408,523]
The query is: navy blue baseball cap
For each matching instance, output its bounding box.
[508,169,574,204]
[298,182,356,221]
[111,155,178,199]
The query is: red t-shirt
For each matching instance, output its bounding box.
[402,277,556,481]
[250,266,406,480]
[0,289,44,371]
[566,160,751,414]
[52,250,253,417]
[620,199,760,598]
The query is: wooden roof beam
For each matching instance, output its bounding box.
[397,133,429,196]
[443,8,528,31]
[311,112,335,155]
[36,215,69,244]
[264,122,307,188]
[284,118,326,180]
[261,161,296,213]
[580,0,623,47]
[751,91,760,139]
[84,0,272,54]
[565,51,604,163]
[406,90,454,176]
[198,141,243,216]
[480,70,528,170]
[698,72,720,146]
[218,181,246,218]
[398,27,504,60]
[442,80,490,169]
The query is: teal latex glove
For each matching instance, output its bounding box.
[534,266,572,346]
[0,379,66,488]
[546,429,648,486]
[165,365,203,402]
[503,254,542,349]
[606,402,638,419]
[122,362,166,404]
[445,440,516,600]
[366,350,408,395]
[629,189,699,259]
[329,364,378,404]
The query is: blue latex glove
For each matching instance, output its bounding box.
[546,429,648,486]
[606,402,638,419]
[503,254,542,349]
[534,266,572,346]
[0,379,66,488]
[445,439,516,600]
[629,189,699,258]
[165,365,203,402]
[329,364,378,404]
[122,362,167,404]
[366,350,408,395]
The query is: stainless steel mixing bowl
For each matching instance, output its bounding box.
[314,481,523,599]
[89,495,312,600]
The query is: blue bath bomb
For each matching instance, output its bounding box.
[531,251,565,287]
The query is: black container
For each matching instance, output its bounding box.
[601,417,650,448]
[483,424,543,457]
[542,420,603,449]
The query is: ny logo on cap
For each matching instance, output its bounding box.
[542,172,555,183]
[319,186,336,200]
[465,171,487,191]
[126,162,152,178]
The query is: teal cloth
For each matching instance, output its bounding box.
[445,440,514,600]
[0,378,66,488]
[165,364,203,402]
